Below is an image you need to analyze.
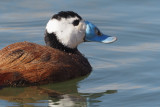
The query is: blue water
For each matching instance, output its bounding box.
[0,0,160,107]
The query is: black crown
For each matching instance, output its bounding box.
[52,11,82,20]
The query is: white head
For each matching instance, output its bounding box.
[46,11,86,49]
[45,11,117,53]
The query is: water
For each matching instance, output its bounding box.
[0,0,160,107]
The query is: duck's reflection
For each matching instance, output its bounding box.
[0,76,117,107]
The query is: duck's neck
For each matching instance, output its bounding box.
[44,31,78,53]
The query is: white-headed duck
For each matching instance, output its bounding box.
[0,11,117,87]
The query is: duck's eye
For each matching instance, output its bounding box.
[72,20,80,26]
[95,27,102,36]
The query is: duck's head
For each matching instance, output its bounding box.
[45,11,117,53]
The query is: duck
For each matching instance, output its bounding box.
[0,11,117,87]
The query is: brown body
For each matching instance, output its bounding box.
[0,42,92,86]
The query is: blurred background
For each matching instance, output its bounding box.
[0,0,160,107]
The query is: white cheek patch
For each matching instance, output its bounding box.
[46,17,86,49]
[46,19,62,34]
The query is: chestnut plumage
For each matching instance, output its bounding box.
[0,42,91,86]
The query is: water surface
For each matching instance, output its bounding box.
[0,0,160,107]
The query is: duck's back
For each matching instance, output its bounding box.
[0,42,91,86]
